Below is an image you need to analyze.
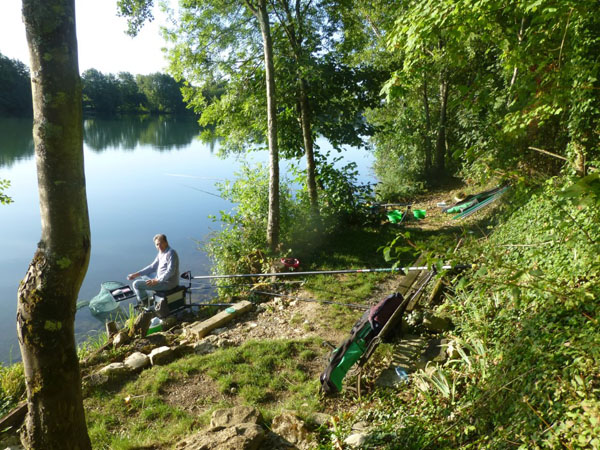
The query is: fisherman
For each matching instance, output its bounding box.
[127,234,180,306]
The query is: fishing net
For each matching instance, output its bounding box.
[88,281,124,315]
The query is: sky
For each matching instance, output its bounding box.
[0,0,172,75]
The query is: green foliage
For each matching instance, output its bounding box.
[117,0,155,37]
[320,180,600,449]
[81,69,190,115]
[373,0,600,190]
[293,152,374,230]
[0,179,13,205]
[205,163,299,292]
[0,52,32,116]
[136,73,189,114]
[0,362,25,416]
[205,159,375,291]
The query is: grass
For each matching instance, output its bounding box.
[84,337,325,448]
[0,362,25,417]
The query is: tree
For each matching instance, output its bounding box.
[18,0,92,448]
[121,0,282,251]
[377,0,600,187]
[245,0,281,251]
[81,68,122,114]
[136,72,188,114]
[117,71,147,112]
[0,52,32,116]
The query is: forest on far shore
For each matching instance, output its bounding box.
[0,52,203,116]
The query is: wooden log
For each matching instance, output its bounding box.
[396,255,424,297]
[187,301,253,340]
[0,401,27,432]
[405,270,431,312]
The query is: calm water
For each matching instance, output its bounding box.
[0,115,375,364]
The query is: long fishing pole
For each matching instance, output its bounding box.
[190,264,470,280]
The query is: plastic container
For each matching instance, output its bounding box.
[413,209,426,220]
[147,317,163,335]
[387,209,404,224]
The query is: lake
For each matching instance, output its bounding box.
[0,115,375,364]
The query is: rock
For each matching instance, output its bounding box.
[132,311,153,338]
[105,321,118,338]
[420,338,449,365]
[82,372,109,391]
[148,346,174,366]
[215,338,234,348]
[344,433,369,447]
[133,333,169,353]
[112,330,130,348]
[173,343,195,358]
[212,327,227,335]
[194,340,217,355]
[311,413,332,427]
[210,406,263,430]
[123,352,150,372]
[351,421,370,432]
[99,362,130,379]
[175,423,265,450]
[422,313,453,332]
[271,411,312,449]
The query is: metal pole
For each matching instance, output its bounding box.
[190,264,468,280]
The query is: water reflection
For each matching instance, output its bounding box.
[83,115,201,151]
[0,115,203,169]
[0,117,34,167]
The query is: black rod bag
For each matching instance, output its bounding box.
[319,293,406,395]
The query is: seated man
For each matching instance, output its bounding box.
[127,234,179,306]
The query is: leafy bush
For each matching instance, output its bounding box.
[205,159,374,292]
[0,362,25,416]
[205,163,300,293]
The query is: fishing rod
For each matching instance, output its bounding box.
[189,264,471,281]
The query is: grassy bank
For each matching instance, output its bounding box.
[2,179,599,449]
[321,178,600,449]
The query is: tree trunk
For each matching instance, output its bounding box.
[298,76,319,218]
[274,0,319,219]
[18,1,92,448]
[435,73,449,174]
[253,0,280,251]
[422,77,433,174]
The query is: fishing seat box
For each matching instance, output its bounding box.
[153,285,187,315]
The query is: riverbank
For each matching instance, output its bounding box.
[2,179,599,449]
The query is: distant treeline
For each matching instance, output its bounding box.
[0,51,222,117]
[0,53,32,116]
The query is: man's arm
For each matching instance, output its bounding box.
[127,255,159,280]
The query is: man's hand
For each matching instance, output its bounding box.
[127,272,139,281]
[145,278,159,287]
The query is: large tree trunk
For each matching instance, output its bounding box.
[255,0,280,251]
[18,0,92,448]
